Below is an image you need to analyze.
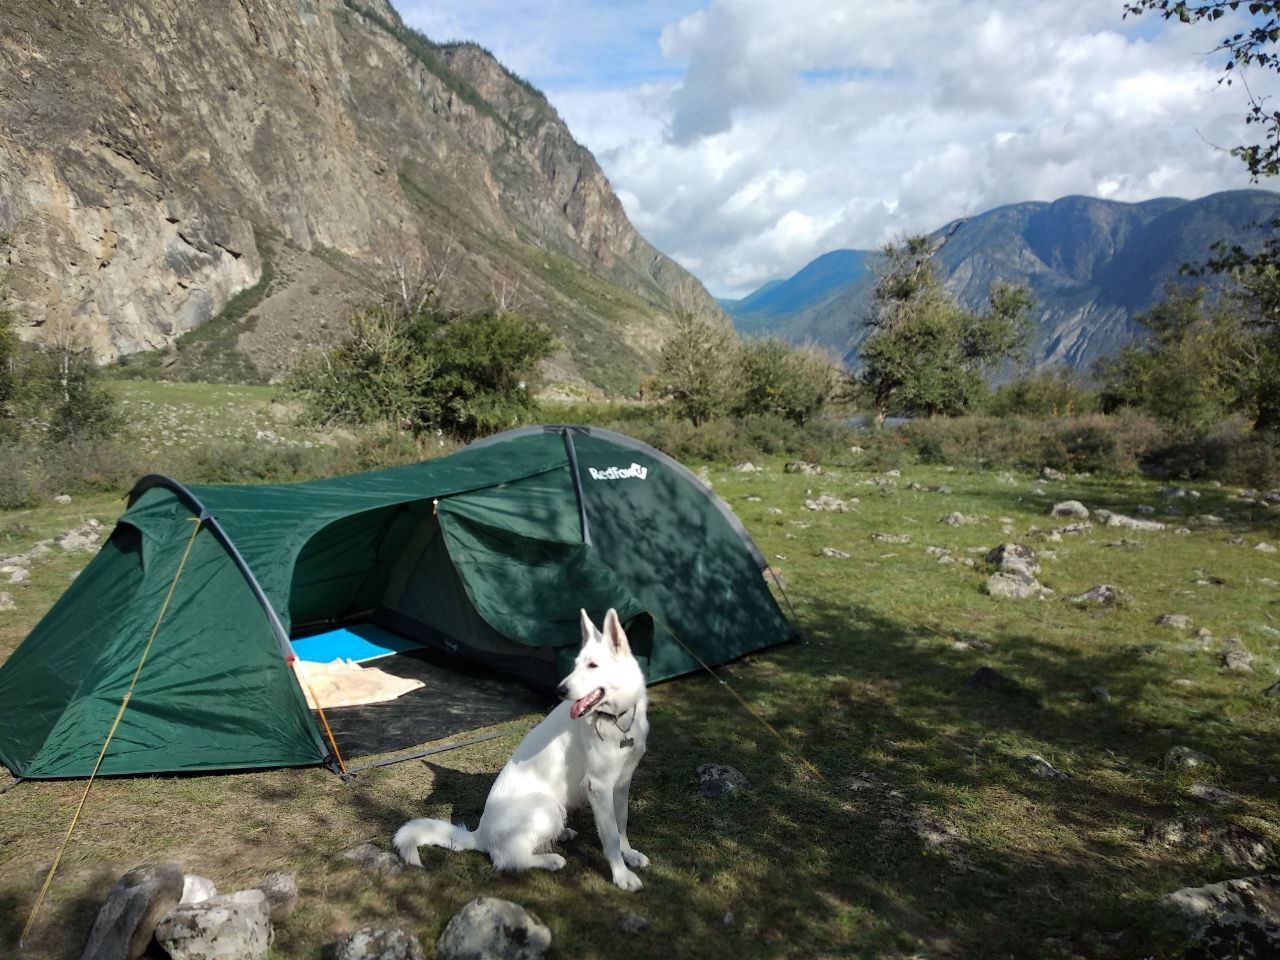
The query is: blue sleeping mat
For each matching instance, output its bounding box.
[290,623,425,663]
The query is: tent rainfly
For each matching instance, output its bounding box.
[0,426,794,779]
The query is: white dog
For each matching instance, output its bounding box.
[394,608,651,890]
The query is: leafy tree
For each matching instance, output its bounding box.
[1124,1,1280,178]
[986,368,1099,417]
[1096,283,1261,427]
[734,338,839,426]
[0,292,17,441]
[658,310,739,426]
[858,235,1032,427]
[291,301,554,440]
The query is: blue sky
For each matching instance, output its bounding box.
[395,0,1279,298]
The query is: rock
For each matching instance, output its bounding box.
[849,445,864,455]
[985,543,1041,577]
[940,512,974,526]
[1065,584,1122,606]
[1093,509,1166,532]
[820,547,850,559]
[618,913,649,934]
[1090,686,1112,702]
[1165,746,1212,769]
[1224,648,1256,673]
[1155,613,1193,630]
[1040,466,1065,481]
[1158,874,1280,960]
[436,897,552,960]
[984,571,1044,599]
[54,494,71,504]
[341,842,404,875]
[1145,817,1274,870]
[1263,681,1280,697]
[870,532,911,544]
[334,926,427,960]
[1160,485,1195,498]
[884,469,901,477]
[0,591,14,611]
[743,495,762,503]
[7,568,30,584]
[180,875,217,905]
[1257,542,1278,554]
[731,462,758,473]
[784,461,822,475]
[255,871,298,921]
[1024,754,1068,780]
[155,889,271,960]
[1048,500,1089,518]
[1135,503,1156,514]
[55,522,103,552]
[1175,527,1191,535]
[695,466,712,488]
[1194,514,1226,525]
[805,495,852,512]
[696,763,751,797]
[82,863,185,960]
[1188,783,1239,808]
[766,507,783,516]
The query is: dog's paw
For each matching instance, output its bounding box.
[622,848,649,869]
[541,853,566,871]
[612,867,643,891]
[557,827,578,842]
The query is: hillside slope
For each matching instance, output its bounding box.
[0,0,719,391]
[726,190,1280,372]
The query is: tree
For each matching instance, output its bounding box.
[735,338,839,426]
[0,290,17,442]
[1124,1,1280,178]
[658,310,738,426]
[858,235,1032,427]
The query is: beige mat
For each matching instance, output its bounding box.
[292,658,425,710]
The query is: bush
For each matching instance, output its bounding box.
[0,450,39,510]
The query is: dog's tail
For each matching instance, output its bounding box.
[394,818,480,866]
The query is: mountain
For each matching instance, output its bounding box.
[724,190,1280,372]
[0,0,720,392]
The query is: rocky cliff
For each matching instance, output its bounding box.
[0,0,718,390]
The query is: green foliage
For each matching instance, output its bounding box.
[986,369,1099,417]
[859,236,1031,424]
[0,295,17,443]
[658,311,739,426]
[1125,1,1280,178]
[12,345,122,442]
[290,303,555,441]
[734,338,839,426]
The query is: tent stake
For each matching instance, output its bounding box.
[343,730,510,775]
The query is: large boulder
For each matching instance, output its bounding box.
[985,543,1041,577]
[1159,874,1280,959]
[334,926,427,960]
[154,889,272,960]
[436,898,552,960]
[81,862,184,960]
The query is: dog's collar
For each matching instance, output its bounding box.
[592,706,635,743]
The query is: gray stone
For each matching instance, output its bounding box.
[1159,874,1280,960]
[1165,746,1212,769]
[436,897,552,960]
[870,532,911,544]
[766,507,783,516]
[618,912,649,934]
[1189,783,1239,808]
[155,889,271,960]
[1048,500,1089,519]
[1024,754,1068,780]
[54,494,71,504]
[985,543,1041,577]
[1093,509,1166,532]
[1090,686,1112,702]
[1065,584,1121,606]
[820,547,850,559]
[334,926,426,960]
[1145,817,1274,870]
[255,870,298,920]
[805,495,851,512]
[1263,681,1280,697]
[0,591,14,612]
[731,462,758,473]
[82,863,185,960]
[7,567,29,584]
[940,511,974,526]
[1040,466,1066,481]
[784,461,822,475]
[180,875,216,905]
[1256,542,1277,554]
[984,571,1043,600]
[341,842,404,875]
[1155,613,1194,630]
[696,763,751,797]
[1135,503,1156,514]
[1224,648,1256,673]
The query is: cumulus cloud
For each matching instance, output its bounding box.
[399,0,1280,298]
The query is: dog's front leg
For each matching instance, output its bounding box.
[587,775,642,890]
[613,776,648,870]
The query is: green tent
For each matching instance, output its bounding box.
[0,426,794,779]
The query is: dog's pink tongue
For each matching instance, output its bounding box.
[570,688,602,719]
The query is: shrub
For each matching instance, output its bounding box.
[735,339,840,426]
[0,449,39,510]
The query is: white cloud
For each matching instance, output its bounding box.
[396,0,1280,298]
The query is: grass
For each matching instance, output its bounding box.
[1,413,1279,958]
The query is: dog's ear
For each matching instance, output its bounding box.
[579,608,599,647]
[603,608,630,658]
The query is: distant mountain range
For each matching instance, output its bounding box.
[721,190,1280,372]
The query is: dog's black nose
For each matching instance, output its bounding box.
[556,682,569,699]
